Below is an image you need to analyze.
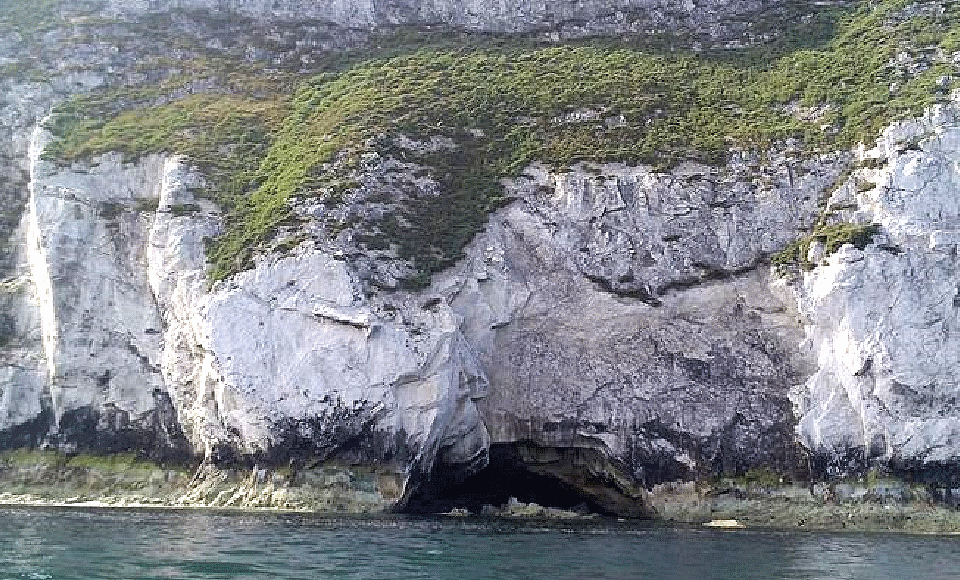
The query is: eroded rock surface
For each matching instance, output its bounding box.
[16,140,494,505]
[439,156,839,491]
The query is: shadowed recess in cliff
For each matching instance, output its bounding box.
[0,407,54,450]
[402,442,653,517]
[256,410,417,472]
[49,390,193,464]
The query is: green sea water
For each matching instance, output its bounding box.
[0,507,958,579]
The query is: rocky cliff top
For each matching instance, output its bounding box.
[99,0,776,36]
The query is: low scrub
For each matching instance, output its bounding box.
[34,0,959,284]
[772,223,882,273]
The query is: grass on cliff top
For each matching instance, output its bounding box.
[42,0,960,284]
[43,58,297,279]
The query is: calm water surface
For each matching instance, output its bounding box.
[0,507,958,579]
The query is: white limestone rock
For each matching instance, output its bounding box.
[792,93,960,464]
[412,154,834,484]
[9,41,960,513]
[143,156,491,480]
[18,88,960,499]
[27,127,166,425]
[0,254,46,434]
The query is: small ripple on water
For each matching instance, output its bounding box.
[178,560,264,575]
[1,508,960,580]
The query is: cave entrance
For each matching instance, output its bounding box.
[403,443,614,516]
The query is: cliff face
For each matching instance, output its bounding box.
[13,96,960,512]
[21,131,189,457]
[792,102,960,472]
[19,129,493,507]
[3,0,960,516]
[101,0,772,38]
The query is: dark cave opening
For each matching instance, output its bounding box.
[402,443,605,515]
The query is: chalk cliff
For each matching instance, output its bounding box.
[2,0,960,516]
[792,101,960,474]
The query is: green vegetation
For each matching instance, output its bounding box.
[771,222,882,272]
[730,467,787,488]
[41,55,298,278]
[44,81,293,277]
[0,0,70,38]
[0,448,189,470]
[0,448,61,466]
[60,451,181,473]
[0,448,193,501]
[39,0,960,285]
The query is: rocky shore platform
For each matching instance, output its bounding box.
[5,449,960,534]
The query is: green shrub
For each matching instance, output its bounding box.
[772,223,882,273]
